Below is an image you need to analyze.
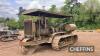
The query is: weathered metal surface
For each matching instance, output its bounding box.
[24,19,35,36]
[20,9,78,54]
[21,9,72,18]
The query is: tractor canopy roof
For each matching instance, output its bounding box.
[21,9,72,18]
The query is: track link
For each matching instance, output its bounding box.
[52,35,78,50]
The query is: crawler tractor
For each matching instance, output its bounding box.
[0,23,19,42]
[20,9,78,53]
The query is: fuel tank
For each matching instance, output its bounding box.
[64,24,77,32]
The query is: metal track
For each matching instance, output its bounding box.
[52,35,78,50]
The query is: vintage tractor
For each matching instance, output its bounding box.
[20,9,78,53]
[0,23,19,42]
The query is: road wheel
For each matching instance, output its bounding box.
[52,36,64,50]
